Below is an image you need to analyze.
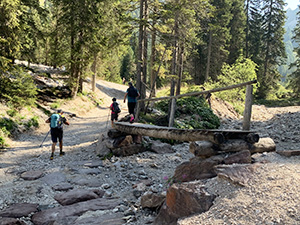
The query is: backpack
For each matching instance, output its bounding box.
[112,102,121,113]
[50,114,63,128]
[127,86,138,98]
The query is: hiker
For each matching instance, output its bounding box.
[110,97,121,126]
[45,109,70,160]
[122,77,126,85]
[124,82,140,122]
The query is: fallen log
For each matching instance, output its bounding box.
[113,122,259,144]
[190,137,276,157]
[114,122,226,144]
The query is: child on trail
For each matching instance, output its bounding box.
[110,98,121,126]
[46,109,70,160]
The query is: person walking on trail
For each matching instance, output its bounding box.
[110,97,121,126]
[45,109,70,160]
[124,82,140,122]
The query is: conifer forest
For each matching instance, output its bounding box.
[1,0,300,108]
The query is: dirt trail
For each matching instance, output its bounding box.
[1,78,300,224]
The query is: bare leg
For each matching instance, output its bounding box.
[59,141,63,152]
[50,142,56,159]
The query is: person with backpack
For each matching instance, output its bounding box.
[123,82,140,122]
[110,97,121,126]
[45,109,70,160]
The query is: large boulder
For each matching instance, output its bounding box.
[173,155,224,182]
[214,163,261,186]
[150,140,174,154]
[141,192,166,209]
[154,181,215,225]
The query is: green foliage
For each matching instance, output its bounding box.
[155,96,220,129]
[205,56,257,114]
[25,116,39,129]
[0,118,17,136]
[0,68,37,109]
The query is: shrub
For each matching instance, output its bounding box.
[154,96,220,129]
[0,67,37,109]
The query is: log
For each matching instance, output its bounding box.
[190,137,276,157]
[114,122,226,144]
[139,80,257,103]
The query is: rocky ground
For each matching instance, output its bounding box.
[1,76,300,224]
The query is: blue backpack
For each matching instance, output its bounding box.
[50,114,63,128]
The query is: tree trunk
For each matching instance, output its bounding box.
[136,0,144,91]
[176,44,184,96]
[91,52,97,92]
[205,30,212,82]
[150,15,157,98]
[113,122,230,144]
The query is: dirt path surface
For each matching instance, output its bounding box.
[1,79,300,224]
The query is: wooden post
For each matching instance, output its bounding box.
[168,98,176,127]
[243,85,253,130]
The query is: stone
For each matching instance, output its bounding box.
[83,161,103,168]
[20,171,43,180]
[31,198,121,225]
[54,189,101,206]
[73,213,125,225]
[154,181,215,225]
[150,140,174,154]
[112,144,145,157]
[173,155,224,183]
[77,168,102,175]
[141,193,165,209]
[189,141,218,158]
[52,183,74,192]
[214,163,261,186]
[251,137,276,153]
[223,150,252,164]
[115,135,133,147]
[0,203,38,218]
[41,172,66,186]
[0,218,26,225]
[132,135,143,144]
[276,150,300,157]
[70,177,103,187]
[95,139,111,157]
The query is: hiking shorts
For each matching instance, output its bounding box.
[51,127,63,143]
[111,113,118,121]
[128,102,136,114]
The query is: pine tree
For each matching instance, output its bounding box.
[288,6,300,97]
[257,0,286,98]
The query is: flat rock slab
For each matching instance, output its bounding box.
[83,161,103,168]
[77,168,102,175]
[70,177,103,187]
[151,140,174,154]
[0,217,26,225]
[54,189,100,206]
[0,203,38,218]
[31,198,121,225]
[41,172,66,186]
[20,171,43,180]
[277,150,300,157]
[52,183,74,191]
[215,163,261,186]
[74,213,125,225]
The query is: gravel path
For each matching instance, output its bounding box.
[1,79,300,224]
